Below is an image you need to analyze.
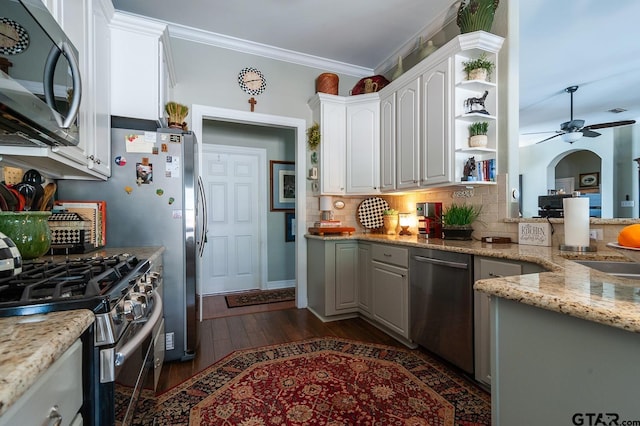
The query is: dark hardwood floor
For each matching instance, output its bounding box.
[156,296,405,393]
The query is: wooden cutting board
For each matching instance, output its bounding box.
[308,227,356,236]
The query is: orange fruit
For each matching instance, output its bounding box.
[618,224,640,248]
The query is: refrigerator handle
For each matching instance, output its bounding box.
[197,176,208,258]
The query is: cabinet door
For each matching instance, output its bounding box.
[86,0,111,177]
[371,260,409,337]
[111,15,167,122]
[318,99,346,195]
[421,59,452,186]
[380,92,396,191]
[346,100,380,194]
[395,78,420,190]
[358,243,372,316]
[474,257,522,387]
[335,243,358,311]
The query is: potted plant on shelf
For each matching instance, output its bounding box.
[468,121,489,147]
[165,102,189,130]
[462,53,494,81]
[456,0,500,34]
[440,203,482,240]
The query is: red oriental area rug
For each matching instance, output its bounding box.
[134,338,490,425]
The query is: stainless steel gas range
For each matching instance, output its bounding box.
[0,253,164,426]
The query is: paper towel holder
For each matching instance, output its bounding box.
[559,195,597,252]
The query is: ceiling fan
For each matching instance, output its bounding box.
[535,85,636,144]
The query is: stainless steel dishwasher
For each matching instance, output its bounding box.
[409,248,474,374]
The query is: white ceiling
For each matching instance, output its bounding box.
[110,0,640,145]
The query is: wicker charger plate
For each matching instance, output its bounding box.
[357,197,390,230]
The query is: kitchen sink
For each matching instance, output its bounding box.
[574,260,640,279]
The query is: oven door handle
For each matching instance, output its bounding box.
[115,296,163,367]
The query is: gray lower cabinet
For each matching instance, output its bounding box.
[474,257,547,387]
[307,239,359,318]
[357,243,372,316]
[371,244,409,338]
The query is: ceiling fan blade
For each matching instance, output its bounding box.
[581,129,601,138]
[583,120,636,130]
[560,119,585,131]
[535,133,563,144]
[521,130,559,135]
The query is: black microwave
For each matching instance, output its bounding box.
[0,0,81,146]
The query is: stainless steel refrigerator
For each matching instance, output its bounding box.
[58,124,207,362]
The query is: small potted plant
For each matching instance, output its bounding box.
[462,53,495,81]
[456,0,500,34]
[440,203,482,240]
[468,121,489,147]
[165,102,189,130]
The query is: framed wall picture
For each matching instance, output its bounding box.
[270,160,295,211]
[285,212,295,242]
[579,172,599,188]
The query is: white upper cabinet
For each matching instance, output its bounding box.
[395,78,420,190]
[420,58,452,186]
[309,93,380,195]
[110,13,174,124]
[379,31,503,191]
[379,91,396,191]
[0,0,114,179]
[346,96,380,194]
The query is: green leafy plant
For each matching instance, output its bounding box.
[456,0,500,34]
[307,122,320,151]
[383,209,399,215]
[462,53,495,79]
[440,203,482,228]
[468,121,489,136]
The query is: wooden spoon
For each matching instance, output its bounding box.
[39,182,57,211]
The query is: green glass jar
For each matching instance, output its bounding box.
[0,212,51,259]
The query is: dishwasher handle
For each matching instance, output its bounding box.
[412,255,469,270]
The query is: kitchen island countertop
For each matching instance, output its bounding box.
[306,233,640,334]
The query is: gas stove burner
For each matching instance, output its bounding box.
[0,253,148,316]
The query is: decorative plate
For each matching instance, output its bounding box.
[357,197,390,230]
[607,242,640,251]
[0,17,30,55]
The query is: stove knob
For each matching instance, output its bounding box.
[136,283,153,294]
[123,299,144,321]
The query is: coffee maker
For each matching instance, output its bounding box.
[416,202,442,238]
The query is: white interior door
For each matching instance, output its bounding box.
[201,145,267,294]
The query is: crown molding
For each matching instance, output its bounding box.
[167,22,373,78]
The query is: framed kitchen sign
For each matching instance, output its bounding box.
[285,212,295,242]
[270,160,295,211]
[579,172,599,188]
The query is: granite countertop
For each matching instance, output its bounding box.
[306,233,640,334]
[0,310,94,416]
[0,246,165,417]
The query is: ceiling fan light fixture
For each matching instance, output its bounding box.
[561,131,583,143]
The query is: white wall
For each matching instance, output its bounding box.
[168,38,360,123]
[519,130,615,218]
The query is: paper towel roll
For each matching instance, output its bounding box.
[563,197,590,247]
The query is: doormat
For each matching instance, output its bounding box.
[225,288,295,308]
[132,337,490,425]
